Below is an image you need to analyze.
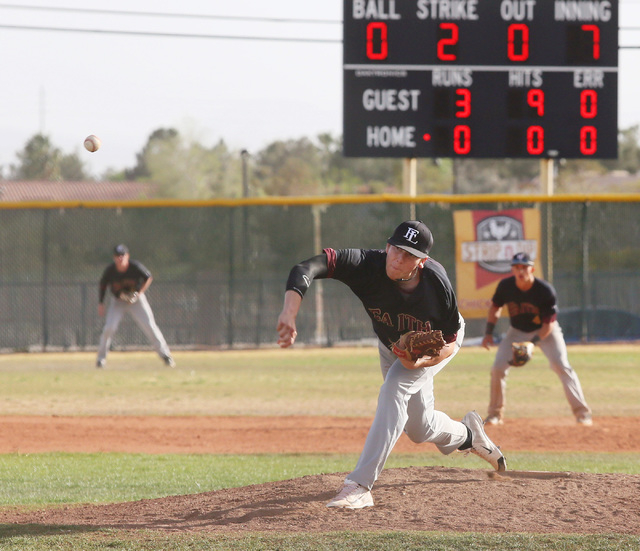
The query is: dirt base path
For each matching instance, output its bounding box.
[1,415,639,536]
[0,415,638,454]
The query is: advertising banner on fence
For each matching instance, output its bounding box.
[453,209,542,319]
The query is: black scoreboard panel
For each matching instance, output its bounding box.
[343,0,618,159]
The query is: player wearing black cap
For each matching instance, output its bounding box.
[97,244,175,369]
[277,221,506,509]
[482,252,592,425]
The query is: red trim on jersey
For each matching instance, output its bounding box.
[444,332,458,344]
[324,248,337,278]
[542,313,557,324]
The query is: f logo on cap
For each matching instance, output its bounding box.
[387,220,433,259]
[403,228,420,244]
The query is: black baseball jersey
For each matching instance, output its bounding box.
[491,276,558,332]
[99,260,151,303]
[324,248,460,348]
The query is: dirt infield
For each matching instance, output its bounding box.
[0,415,638,454]
[1,415,639,535]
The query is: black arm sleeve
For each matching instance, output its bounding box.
[285,253,329,298]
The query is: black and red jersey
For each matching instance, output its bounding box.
[321,248,460,349]
[99,260,151,303]
[491,276,558,331]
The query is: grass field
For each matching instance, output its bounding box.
[0,344,638,418]
[0,346,638,550]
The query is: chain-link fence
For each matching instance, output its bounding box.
[1,196,639,352]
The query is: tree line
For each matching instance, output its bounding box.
[3,127,640,197]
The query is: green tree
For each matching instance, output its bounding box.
[11,134,61,180]
[59,153,90,181]
[139,130,241,198]
[253,138,323,196]
[125,128,179,181]
[608,125,640,173]
[9,134,90,181]
[260,133,453,196]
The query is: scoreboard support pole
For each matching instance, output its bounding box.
[540,158,555,196]
[540,158,555,283]
[403,158,417,220]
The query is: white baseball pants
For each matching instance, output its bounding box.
[349,316,468,490]
[487,324,591,420]
[97,294,172,363]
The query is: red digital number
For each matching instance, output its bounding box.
[366,22,388,60]
[581,24,600,60]
[527,89,544,116]
[580,90,598,119]
[580,126,597,155]
[508,24,529,61]
[438,23,458,61]
[455,89,471,118]
[453,125,471,154]
[527,125,544,155]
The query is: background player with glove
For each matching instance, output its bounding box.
[481,252,592,426]
[97,244,175,369]
[277,221,506,510]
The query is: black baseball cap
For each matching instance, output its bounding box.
[387,220,433,259]
[511,252,534,266]
[113,244,129,256]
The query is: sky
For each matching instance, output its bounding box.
[1,1,639,178]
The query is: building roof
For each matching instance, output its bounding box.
[0,180,158,202]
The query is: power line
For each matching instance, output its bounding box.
[1,3,637,31]
[2,24,639,48]
[0,24,341,43]
[0,4,638,47]
[0,4,341,24]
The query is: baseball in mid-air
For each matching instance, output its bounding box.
[84,134,101,152]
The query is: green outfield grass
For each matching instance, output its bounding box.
[0,345,638,418]
[0,531,638,551]
[0,530,637,551]
[0,451,638,508]
[0,347,638,550]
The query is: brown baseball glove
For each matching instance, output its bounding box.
[509,341,534,367]
[118,290,139,304]
[392,323,447,362]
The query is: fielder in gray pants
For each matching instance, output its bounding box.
[486,323,591,423]
[482,252,591,425]
[97,244,174,368]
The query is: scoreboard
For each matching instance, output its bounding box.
[343,0,619,159]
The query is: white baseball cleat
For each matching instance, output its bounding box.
[484,415,504,426]
[462,411,507,471]
[577,414,593,426]
[326,479,374,509]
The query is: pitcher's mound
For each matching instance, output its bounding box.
[1,466,638,535]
